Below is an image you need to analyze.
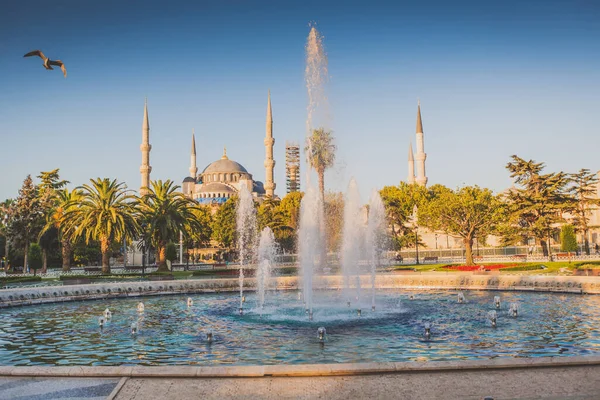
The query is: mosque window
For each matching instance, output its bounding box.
[219,173,223,181]
[213,173,217,181]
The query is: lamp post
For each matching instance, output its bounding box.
[412,204,419,265]
[141,222,147,278]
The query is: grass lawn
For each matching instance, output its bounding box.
[391,261,581,275]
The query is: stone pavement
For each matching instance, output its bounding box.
[113,365,600,400]
[0,377,119,400]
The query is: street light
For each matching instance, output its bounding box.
[412,204,419,265]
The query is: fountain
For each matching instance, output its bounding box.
[103,308,112,319]
[509,302,519,317]
[206,332,213,342]
[298,186,322,318]
[236,184,258,315]
[98,316,105,328]
[341,178,363,310]
[366,189,386,312]
[131,322,138,335]
[257,227,277,312]
[137,302,145,313]
[317,327,326,342]
[458,292,466,303]
[424,322,431,340]
[187,298,193,307]
[494,295,501,309]
[488,310,498,328]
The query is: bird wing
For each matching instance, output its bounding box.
[49,60,67,78]
[24,50,46,60]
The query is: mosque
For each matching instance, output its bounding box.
[139,92,276,203]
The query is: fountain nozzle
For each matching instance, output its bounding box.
[239,307,243,316]
[424,323,431,340]
[317,327,326,342]
[207,332,213,342]
[308,310,313,321]
[242,295,246,303]
[371,305,376,312]
[494,296,501,309]
[131,322,138,335]
[357,309,362,317]
[347,301,351,308]
[409,294,414,300]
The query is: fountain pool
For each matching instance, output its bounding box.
[1,289,599,366]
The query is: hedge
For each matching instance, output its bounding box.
[2,276,42,285]
[501,264,547,272]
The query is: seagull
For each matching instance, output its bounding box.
[23,50,67,78]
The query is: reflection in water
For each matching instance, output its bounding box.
[0,290,600,366]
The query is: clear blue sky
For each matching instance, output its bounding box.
[1,0,599,201]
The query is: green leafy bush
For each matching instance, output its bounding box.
[501,264,546,272]
[2,276,42,285]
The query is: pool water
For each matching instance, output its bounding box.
[1,290,599,366]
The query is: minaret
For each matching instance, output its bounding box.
[264,90,276,197]
[140,98,152,195]
[415,100,428,187]
[189,130,198,179]
[408,142,415,184]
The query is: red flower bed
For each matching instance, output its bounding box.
[445,264,517,271]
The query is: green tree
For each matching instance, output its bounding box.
[7,175,45,271]
[63,178,138,274]
[36,169,70,273]
[420,185,504,266]
[560,224,578,255]
[568,169,600,255]
[278,191,304,230]
[137,180,201,272]
[379,182,428,250]
[257,198,296,252]
[28,242,43,276]
[0,199,14,260]
[165,242,177,269]
[211,197,237,254]
[324,192,344,253]
[39,189,83,271]
[503,155,572,257]
[305,128,336,200]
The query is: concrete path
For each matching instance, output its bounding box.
[0,377,119,400]
[113,365,600,400]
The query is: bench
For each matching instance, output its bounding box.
[423,256,438,263]
[124,266,144,271]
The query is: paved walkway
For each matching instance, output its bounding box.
[113,365,600,400]
[0,377,119,400]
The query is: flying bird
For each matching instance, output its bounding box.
[23,50,67,78]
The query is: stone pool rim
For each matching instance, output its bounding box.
[0,273,598,309]
[1,356,600,377]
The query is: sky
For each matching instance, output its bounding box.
[1,0,599,201]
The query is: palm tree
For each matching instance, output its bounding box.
[305,127,336,200]
[137,180,202,272]
[64,178,138,274]
[0,199,14,267]
[39,189,82,271]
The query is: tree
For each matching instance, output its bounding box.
[568,169,600,255]
[28,242,43,276]
[502,155,572,257]
[278,191,304,230]
[420,185,504,266]
[379,183,428,250]
[165,242,177,270]
[560,224,578,256]
[305,127,336,200]
[40,189,83,271]
[0,199,14,260]
[211,197,237,254]
[137,180,201,272]
[7,176,45,271]
[63,178,138,274]
[257,198,296,252]
[36,169,70,273]
[324,192,344,253]
[37,169,69,191]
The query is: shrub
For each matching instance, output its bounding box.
[501,264,546,272]
[2,276,42,285]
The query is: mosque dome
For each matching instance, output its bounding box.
[201,147,248,174]
[182,177,196,183]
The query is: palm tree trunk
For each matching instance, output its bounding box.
[100,237,111,274]
[157,244,168,272]
[464,237,474,266]
[61,239,71,272]
[42,248,48,274]
[317,168,325,201]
